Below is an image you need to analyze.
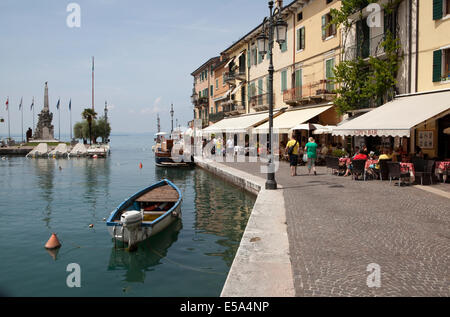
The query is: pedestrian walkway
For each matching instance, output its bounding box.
[222,160,450,296]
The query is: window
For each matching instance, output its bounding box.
[251,46,258,66]
[280,36,288,52]
[325,58,335,92]
[326,0,333,4]
[223,73,226,87]
[297,12,303,21]
[281,70,287,92]
[210,85,214,97]
[296,27,305,51]
[322,13,336,40]
[433,0,450,20]
[434,48,450,82]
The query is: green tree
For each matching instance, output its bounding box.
[81,108,97,145]
[95,116,111,143]
[73,121,85,142]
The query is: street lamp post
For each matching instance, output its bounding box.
[257,0,287,190]
[170,103,174,134]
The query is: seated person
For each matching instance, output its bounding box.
[344,150,367,176]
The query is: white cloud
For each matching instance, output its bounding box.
[140,96,162,114]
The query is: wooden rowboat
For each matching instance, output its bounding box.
[106,179,182,249]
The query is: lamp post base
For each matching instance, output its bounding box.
[265,179,278,190]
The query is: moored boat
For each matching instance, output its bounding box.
[154,132,194,168]
[106,179,182,249]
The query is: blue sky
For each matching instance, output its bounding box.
[0,0,274,136]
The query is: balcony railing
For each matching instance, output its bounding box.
[195,96,209,107]
[224,71,246,84]
[250,93,274,111]
[222,102,245,115]
[209,111,225,123]
[344,33,386,60]
[283,79,336,105]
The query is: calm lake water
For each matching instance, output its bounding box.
[0,134,255,297]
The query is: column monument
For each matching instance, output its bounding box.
[33,82,56,141]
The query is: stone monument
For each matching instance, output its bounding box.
[33,82,55,141]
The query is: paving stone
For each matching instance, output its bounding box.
[221,160,450,297]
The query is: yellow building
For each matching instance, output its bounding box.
[418,0,450,91]
[414,0,450,158]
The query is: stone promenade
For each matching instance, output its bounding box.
[222,160,450,297]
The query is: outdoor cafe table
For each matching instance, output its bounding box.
[400,162,415,183]
[339,158,351,166]
[435,161,450,182]
[365,159,378,170]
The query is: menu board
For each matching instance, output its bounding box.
[418,130,433,149]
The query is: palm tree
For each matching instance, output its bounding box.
[81,108,97,145]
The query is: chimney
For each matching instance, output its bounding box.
[276,0,283,9]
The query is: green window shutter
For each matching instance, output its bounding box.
[258,79,263,95]
[296,28,301,50]
[326,59,335,91]
[266,76,270,93]
[433,50,443,82]
[210,85,213,97]
[216,79,218,89]
[295,69,302,88]
[433,0,443,20]
[301,27,305,50]
[322,15,326,40]
[247,51,251,67]
[281,36,287,52]
[281,70,287,92]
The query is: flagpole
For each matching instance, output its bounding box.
[32,97,35,134]
[58,98,61,141]
[7,97,10,141]
[21,98,24,143]
[69,99,72,140]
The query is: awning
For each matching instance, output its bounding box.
[203,111,273,134]
[213,89,231,102]
[253,104,333,134]
[332,89,450,137]
[224,58,234,68]
[313,125,337,135]
[231,82,243,95]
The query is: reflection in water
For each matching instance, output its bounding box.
[108,220,182,283]
[83,158,111,219]
[33,159,55,229]
[193,170,254,267]
[155,166,195,183]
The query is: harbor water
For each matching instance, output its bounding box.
[0,135,255,296]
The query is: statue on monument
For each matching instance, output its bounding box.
[33,82,55,141]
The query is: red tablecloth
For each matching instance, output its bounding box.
[400,163,415,175]
[339,158,351,166]
[365,159,378,170]
[435,161,450,172]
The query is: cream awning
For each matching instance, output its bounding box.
[332,89,450,137]
[253,104,333,134]
[203,111,273,134]
[231,82,243,95]
[213,89,231,102]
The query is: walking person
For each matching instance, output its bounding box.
[305,137,318,175]
[285,134,299,177]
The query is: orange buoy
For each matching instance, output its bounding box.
[139,162,143,169]
[45,233,61,250]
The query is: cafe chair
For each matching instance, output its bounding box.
[387,162,410,186]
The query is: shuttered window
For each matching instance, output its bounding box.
[281,70,287,92]
[297,27,305,51]
[326,59,335,92]
[433,0,443,20]
[433,50,443,82]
